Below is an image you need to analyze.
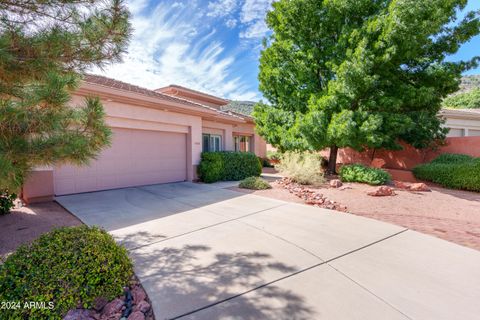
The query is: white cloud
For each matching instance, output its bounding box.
[239,0,273,39]
[127,0,149,15]
[206,0,237,18]
[225,18,237,28]
[93,0,260,101]
[240,19,269,38]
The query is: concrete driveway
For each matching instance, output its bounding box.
[56,182,480,320]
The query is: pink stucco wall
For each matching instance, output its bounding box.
[22,85,267,202]
[325,137,480,171]
[22,169,54,204]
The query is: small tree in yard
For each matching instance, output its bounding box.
[254,0,480,174]
[0,0,131,192]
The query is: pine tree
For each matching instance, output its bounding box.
[0,0,131,191]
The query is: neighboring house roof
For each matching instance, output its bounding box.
[220,101,256,118]
[440,108,480,120]
[82,74,244,121]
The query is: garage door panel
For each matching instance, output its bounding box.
[54,128,187,195]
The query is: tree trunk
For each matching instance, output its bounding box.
[327,145,339,174]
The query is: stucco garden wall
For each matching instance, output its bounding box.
[329,137,480,170]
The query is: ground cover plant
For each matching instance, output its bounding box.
[0,226,133,319]
[413,153,480,191]
[198,151,262,183]
[339,164,391,185]
[239,177,272,190]
[276,152,325,185]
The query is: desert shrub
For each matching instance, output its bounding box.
[413,154,480,191]
[198,151,262,183]
[0,226,133,319]
[0,190,16,215]
[339,164,391,185]
[267,150,282,161]
[276,152,325,185]
[239,176,272,190]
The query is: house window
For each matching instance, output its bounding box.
[202,134,222,152]
[234,135,251,152]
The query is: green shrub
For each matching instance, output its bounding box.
[276,152,325,185]
[197,152,224,183]
[239,176,272,190]
[413,154,480,192]
[198,151,262,183]
[0,190,16,215]
[430,153,473,164]
[0,226,133,319]
[339,164,391,185]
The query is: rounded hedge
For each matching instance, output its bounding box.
[413,154,480,192]
[0,226,133,319]
[239,176,272,190]
[198,151,262,183]
[339,164,391,185]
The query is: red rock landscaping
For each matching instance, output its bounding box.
[233,177,480,251]
[64,278,154,320]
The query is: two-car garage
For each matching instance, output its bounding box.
[53,128,187,196]
[21,74,266,203]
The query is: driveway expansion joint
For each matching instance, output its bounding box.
[170,228,410,320]
[237,218,325,262]
[127,203,288,252]
[327,263,413,320]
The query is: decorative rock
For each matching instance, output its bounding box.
[367,186,396,197]
[63,309,95,320]
[409,183,430,192]
[134,301,151,313]
[393,180,409,189]
[131,286,147,303]
[128,311,145,320]
[93,297,108,312]
[329,179,343,188]
[101,313,122,320]
[102,298,124,317]
[277,177,347,212]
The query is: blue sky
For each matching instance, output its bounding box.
[98,0,480,101]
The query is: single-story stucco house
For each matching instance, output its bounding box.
[441,108,480,137]
[22,75,267,203]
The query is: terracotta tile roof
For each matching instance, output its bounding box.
[158,92,245,121]
[82,74,244,121]
[156,84,230,103]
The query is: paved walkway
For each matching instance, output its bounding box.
[57,182,480,320]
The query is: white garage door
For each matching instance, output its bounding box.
[54,128,187,195]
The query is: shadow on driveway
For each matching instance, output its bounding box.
[128,238,315,320]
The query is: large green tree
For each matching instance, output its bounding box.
[0,0,131,191]
[254,0,480,173]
